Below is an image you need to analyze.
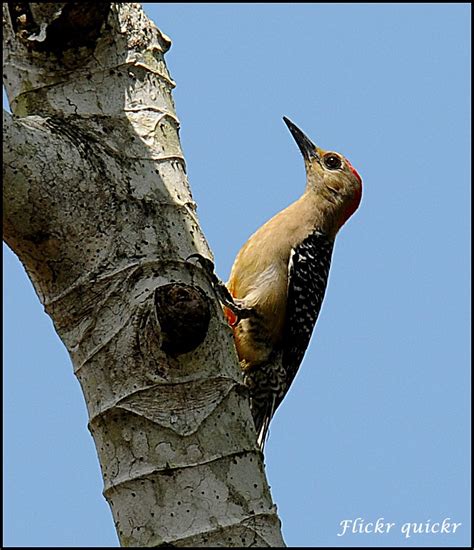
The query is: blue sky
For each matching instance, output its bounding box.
[3,3,471,547]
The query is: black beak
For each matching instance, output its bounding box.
[283,116,320,161]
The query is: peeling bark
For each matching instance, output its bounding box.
[3,3,285,547]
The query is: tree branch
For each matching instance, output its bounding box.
[3,3,285,546]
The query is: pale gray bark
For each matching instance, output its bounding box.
[3,3,285,547]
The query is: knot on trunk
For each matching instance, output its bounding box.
[154,283,211,356]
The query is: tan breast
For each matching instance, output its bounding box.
[227,194,327,365]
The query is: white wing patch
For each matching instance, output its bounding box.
[244,262,282,306]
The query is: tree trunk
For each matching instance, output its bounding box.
[2,3,285,547]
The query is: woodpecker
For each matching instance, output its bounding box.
[223,117,363,449]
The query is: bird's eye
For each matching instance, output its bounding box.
[323,154,342,170]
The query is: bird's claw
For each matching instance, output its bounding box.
[186,253,215,274]
[225,299,253,325]
[186,253,252,325]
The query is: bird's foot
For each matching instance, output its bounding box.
[186,253,252,325]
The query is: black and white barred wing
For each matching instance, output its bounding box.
[281,230,334,392]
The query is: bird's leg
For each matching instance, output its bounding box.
[186,254,253,325]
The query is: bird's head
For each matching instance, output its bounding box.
[283,116,362,230]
